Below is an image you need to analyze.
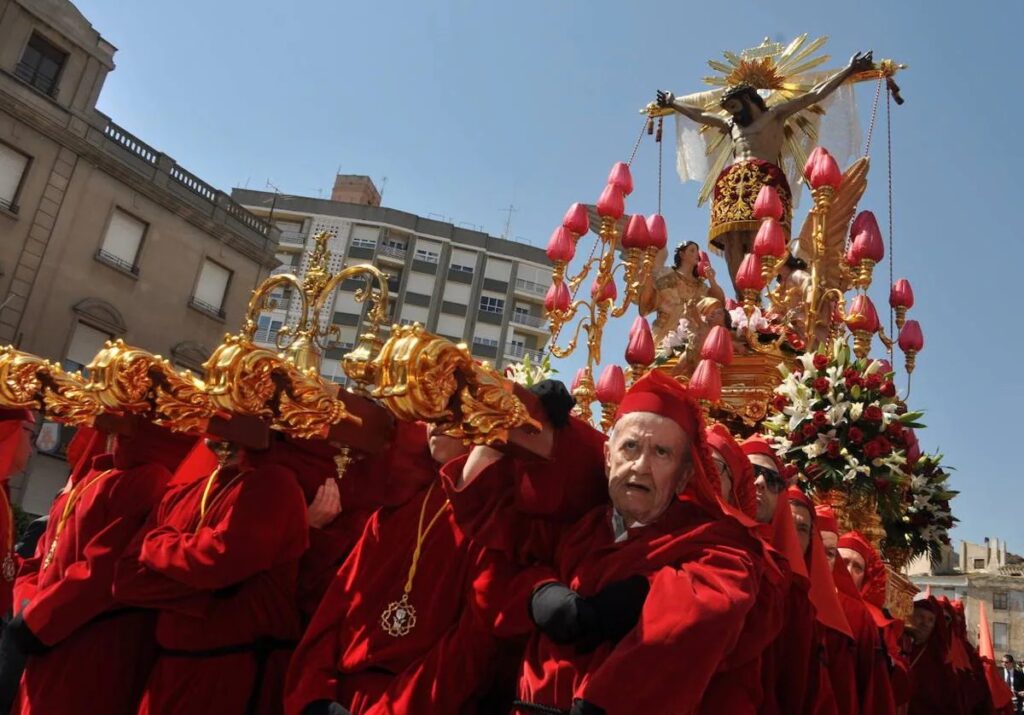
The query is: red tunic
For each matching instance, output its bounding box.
[284,477,514,715]
[113,451,308,715]
[515,497,768,715]
[14,424,194,715]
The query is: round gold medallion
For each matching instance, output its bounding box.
[381,594,417,637]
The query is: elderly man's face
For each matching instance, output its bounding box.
[605,412,690,526]
[789,503,812,555]
[911,606,937,643]
[751,454,783,524]
[820,530,839,570]
[839,547,867,590]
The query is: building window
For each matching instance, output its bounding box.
[450,263,474,274]
[191,259,232,317]
[15,33,67,97]
[254,316,283,344]
[96,208,146,274]
[414,249,440,264]
[479,296,505,314]
[351,237,377,249]
[994,622,1010,651]
[62,322,112,375]
[994,591,1010,611]
[973,558,986,570]
[0,143,29,213]
[472,336,499,348]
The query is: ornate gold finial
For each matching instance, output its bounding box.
[0,346,101,427]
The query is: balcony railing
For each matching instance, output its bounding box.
[95,248,139,275]
[103,121,159,166]
[253,328,280,345]
[278,229,306,246]
[505,344,545,362]
[100,120,272,239]
[515,278,548,298]
[188,296,226,320]
[378,244,407,260]
[510,312,547,329]
[0,196,19,215]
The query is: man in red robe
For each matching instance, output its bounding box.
[815,515,895,714]
[284,421,525,715]
[10,419,196,714]
[836,530,910,708]
[706,423,757,519]
[0,410,33,617]
[903,596,959,715]
[114,433,312,715]
[489,371,780,714]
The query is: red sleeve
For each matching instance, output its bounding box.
[363,544,512,715]
[21,465,171,645]
[112,509,209,615]
[284,514,377,715]
[579,539,762,714]
[139,466,308,591]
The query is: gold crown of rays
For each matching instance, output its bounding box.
[0,231,539,446]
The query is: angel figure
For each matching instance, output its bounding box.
[639,241,726,348]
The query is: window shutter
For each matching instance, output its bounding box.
[101,209,146,265]
[195,260,231,310]
[0,145,28,207]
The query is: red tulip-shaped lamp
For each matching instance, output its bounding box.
[753,185,784,220]
[625,316,655,374]
[890,278,914,329]
[607,162,634,196]
[700,326,734,367]
[689,359,722,403]
[562,202,589,236]
[898,319,923,374]
[596,364,626,431]
[845,294,880,358]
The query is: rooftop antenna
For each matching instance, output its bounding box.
[500,203,518,239]
[265,179,281,226]
[379,176,388,203]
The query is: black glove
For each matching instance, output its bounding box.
[529,582,599,645]
[0,624,27,713]
[584,574,650,646]
[302,701,352,715]
[529,380,575,428]
[569,699,606,715]
[6,615,47,657]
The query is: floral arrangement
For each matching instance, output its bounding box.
[503,352,556,387]
[654,317,693,364]
[884,454,958,558]
[765,341,924,521]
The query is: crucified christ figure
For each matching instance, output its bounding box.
[656,51,873,296]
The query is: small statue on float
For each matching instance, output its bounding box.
[653,43,875,294]
[639,240,726,350]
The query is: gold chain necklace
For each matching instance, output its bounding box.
[380,482,450,638]
[0,487,14,582]
[42,469,115,571]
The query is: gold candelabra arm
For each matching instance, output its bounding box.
[333,265,390,393]
[241,274,308,344]
[547,299,595,359]
[877,326,894,352]
[566,255,601,293]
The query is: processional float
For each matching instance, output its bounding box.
[539,35,952,620]
[0,36,953,626]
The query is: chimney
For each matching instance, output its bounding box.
[331,175,381,206]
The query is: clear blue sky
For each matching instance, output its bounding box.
[75,0,1023,548]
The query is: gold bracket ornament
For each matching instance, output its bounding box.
[363,323,541,446]
[83,339,217,433]
[0,347,101,427]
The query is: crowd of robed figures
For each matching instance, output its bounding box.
[0,371,1001,715]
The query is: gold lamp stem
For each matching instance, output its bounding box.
[805,186,835,344]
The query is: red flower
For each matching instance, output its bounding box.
[812,354,829,371]
[802,422,818,438]
[873,478,890,492]
[772,394,787,412]
[865,373,883,390]
[872,436,893,455]
[863,405,883,422]
[885,422,905,441]
[863,441,882,460]
[826,441,841,459]
[879,381,896,397]
[813,411,828,426]
[844,368,860,380]
[848,426,865,444]
[896,403,908,415]
[789,430,804,446]
[844,375,863,390]
[812,377,830,394]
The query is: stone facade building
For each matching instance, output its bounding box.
[0,0,279,513]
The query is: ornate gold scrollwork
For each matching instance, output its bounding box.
[367,324,540,445]
[0,346,101,427]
